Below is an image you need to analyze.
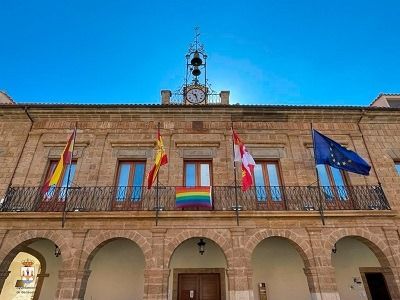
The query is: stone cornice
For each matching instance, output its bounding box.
[1,104,400,123]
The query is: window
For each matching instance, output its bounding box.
[44,160,77,199]
[253,161,282,201]
[45,160,77,188]
[184,161,212,187]
[115,161,145,201]
[316,165,348,200]
[395,162,400,175]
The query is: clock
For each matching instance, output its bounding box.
[186,88,206,104]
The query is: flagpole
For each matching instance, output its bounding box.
[155,122,160,226]
[231,123,240,226]
[311,123,325,226]
[62,123,77,228]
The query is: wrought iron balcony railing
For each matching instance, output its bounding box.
[0,185,390,213]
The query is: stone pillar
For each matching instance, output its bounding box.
[220,91,230,105]
[382,227,400,299]
[55,230,88,300]
[228,228,253,300]
[227,268,253,300]
[144,228,167,300]
[303,266,340,300]
[383,227,400,266]
[161,90,171,105]
[144,268,169,300]
[306,228,340,300]
[56,269,91,300]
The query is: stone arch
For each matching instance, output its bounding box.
[79,230,152,271]
[23,247,48,300]
[76,231,150,300]
[327,228,400,300]
[164,229,233,269]
[244,229,313,268]
[325,228,392,267]
[0,230,72,271]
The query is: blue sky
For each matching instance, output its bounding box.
[1,0,399,106]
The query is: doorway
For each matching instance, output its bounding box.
[178,273,220,300]
[364,272,391,300]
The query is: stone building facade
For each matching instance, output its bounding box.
[0,91,400,300]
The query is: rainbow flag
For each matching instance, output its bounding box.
[176,186,212,208]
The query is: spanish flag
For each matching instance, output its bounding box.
[147,129,168,189]
[42,129,76,193]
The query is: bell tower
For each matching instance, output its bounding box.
[183,27,208,105]
[183,27,208,104]
[161,28,230,105]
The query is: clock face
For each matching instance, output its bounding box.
[186,88,206,104]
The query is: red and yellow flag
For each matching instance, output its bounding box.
[147,129,168,189]
[42,129,76,193]
[233,130,256,191]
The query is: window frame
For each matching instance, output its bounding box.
[317,165,349,187]
[317,164,350,203]
[394,161,400,175]
[44,159,77,188]
[114,160,146,202]
[41,160,77,206]
[253,160,285,206]
[253,160,283,187]
[183,160,213,187]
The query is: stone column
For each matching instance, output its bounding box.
[228,228,253,300]
[303,266,340,300]
[227,268,254,300]
[161,90,171,105]
[56,269,91,300]
[306,227,340,300]
[55,230,88,300]
[144,268,170,300]
[144,228,167,300]
[382,227,400,299]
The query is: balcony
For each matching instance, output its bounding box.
[0,185,390,213]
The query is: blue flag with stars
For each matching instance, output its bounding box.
[312,129,371,176]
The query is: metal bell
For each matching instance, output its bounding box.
[190,51,203,66]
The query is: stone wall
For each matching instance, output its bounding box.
[0,104,400,299]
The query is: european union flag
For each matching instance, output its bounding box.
[312,129,371,176]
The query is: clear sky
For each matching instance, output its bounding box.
[1,0,399,106]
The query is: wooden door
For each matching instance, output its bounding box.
[178,273,220,300]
